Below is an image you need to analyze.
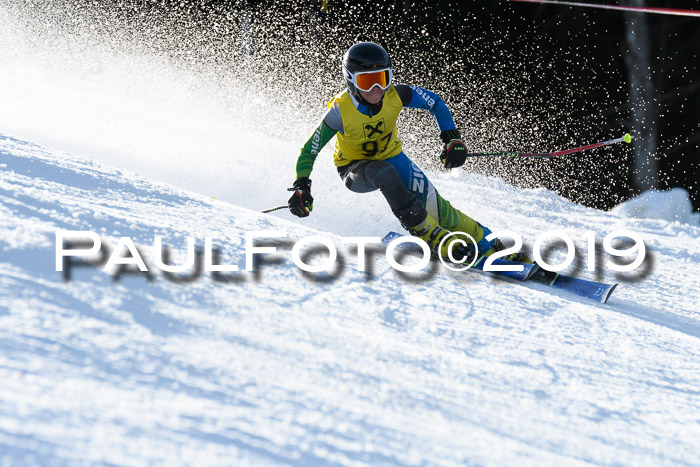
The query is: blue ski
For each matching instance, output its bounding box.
[382,231,617,303]
[528,269,617,304]
[381,231,538,281]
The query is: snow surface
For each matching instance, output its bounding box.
[1,133,700,465]
[611,188,700,227]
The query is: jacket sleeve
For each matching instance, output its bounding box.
[394,84,456,132]
[295,119,338,179]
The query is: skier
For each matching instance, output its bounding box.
[288,41,528,264]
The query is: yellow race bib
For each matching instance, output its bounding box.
[328,86,403,166]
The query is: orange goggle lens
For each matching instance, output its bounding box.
[354,70,391,91]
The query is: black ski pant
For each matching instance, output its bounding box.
[337,159,426,228]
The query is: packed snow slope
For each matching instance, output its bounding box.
[1,133,700,466]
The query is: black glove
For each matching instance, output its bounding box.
[287,177,314,217]
[439,129,468,169]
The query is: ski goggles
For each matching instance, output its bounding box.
[349,68,392,92]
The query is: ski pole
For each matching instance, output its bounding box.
[505,0,700,18]
[466,133,633,159]
[262,205,288,213]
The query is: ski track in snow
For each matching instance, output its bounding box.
[1,134,700,465]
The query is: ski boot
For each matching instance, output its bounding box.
[407,213,476,264]
[486,238,533,263]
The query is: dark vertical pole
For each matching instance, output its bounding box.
[623,0,659,192]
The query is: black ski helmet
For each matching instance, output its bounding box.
[342,42,393,96]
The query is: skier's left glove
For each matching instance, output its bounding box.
[287,177,314,217]
[440,129,468,169]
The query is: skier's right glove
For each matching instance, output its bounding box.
[288,177,314,217]
[440,129,468,169]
